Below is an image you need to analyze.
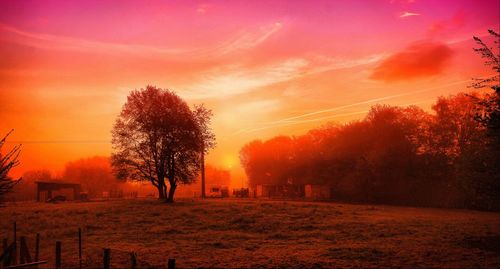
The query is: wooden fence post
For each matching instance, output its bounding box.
[103,248,110,269]
[13,222,17,265]
[34,233,40,269]
[19,236,32,264]
[55,241,61,269]
[168,258,175,269]
[130,252,137,269]
[35,234,39,261]
[1,242,16,267]
[78,228,82,269]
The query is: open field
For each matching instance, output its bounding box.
[1,199,500,269]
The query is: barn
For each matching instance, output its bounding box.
[35,181,82,202]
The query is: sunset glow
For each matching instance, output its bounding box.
[1,0,498,185]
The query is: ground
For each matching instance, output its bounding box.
[1,199,500,269]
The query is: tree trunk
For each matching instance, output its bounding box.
[163,183,168,201]
[156,172,167,201]
[167,183,177,203]
[201,150,206,199]
[166,155,176,203]
[157,184,165,200]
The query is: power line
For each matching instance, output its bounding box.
[5,140,110,144]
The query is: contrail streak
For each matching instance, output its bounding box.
[232,79,471,135]
[237,110,369,134]
[266,79,470,124]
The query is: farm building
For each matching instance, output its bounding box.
[305,184,332,200]
[35,181,82,202]
[255,184,305,198]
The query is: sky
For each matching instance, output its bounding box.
[0,0,499,186]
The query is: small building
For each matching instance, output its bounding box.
[207,185,229,198]
[255,184,305,198]
[35,181,82,202]
[305,184,331,200]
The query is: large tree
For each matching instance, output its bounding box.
[0,130,21,202]
[111,86,214,202]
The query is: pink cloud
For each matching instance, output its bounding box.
[400,11,420,18]
[371,41,454,82]
[428,11,466,35]
[197,4,210,14]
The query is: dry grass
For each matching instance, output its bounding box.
[1,199,500,268]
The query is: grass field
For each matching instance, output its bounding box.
[1,199,500,268]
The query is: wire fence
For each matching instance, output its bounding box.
[1,222,176,269]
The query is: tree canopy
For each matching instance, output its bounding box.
[240,93,497,209]
[111,86,215,202]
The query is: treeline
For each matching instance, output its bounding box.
[9,156,128,200]
[9,156,230,201]
[240,92,500,210]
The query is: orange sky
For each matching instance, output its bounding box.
[0,0,499,186]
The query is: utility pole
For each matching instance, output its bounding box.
[201,147,206,199]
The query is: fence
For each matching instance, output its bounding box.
[1,222,176,269]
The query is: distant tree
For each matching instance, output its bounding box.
[63,156,119,198]
[0,130,21,202]
[205,165,230,186]
[10,169,52,201]
[238,102,476,208]
[240,136,295,187]
[193,105,216,198]
[431,93,484,160]
[111,86,212,202]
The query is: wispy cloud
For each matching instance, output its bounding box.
[0,22,281,58]
[211,23,282,55]
[0,23,186,55]
[400,11,421,18]
[181,54,383,99]
[181,58,309,99]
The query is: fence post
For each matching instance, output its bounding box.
[2,237,7,266]
[103,248,110,269]
[1,242,15,266]
[78,228,82,269]
[55,241,61,269]
[130,252,137,269]
[13,222,17,265]
[19,236,32,263]
[35,233,40,262]
[168,258,175,269]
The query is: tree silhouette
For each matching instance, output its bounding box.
[471,30,499,91]
[111,86,213,202]
[0,130,21,202]
[465,29,500,209]
[239,97,495,209]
